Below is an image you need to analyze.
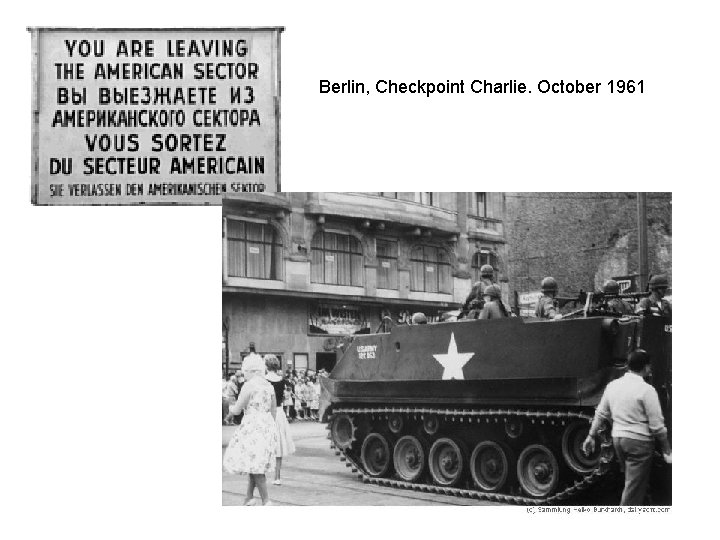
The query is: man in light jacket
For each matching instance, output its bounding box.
[582,349,672,505]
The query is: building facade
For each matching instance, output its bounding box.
[222,192,507,375]
[504,192,672,309]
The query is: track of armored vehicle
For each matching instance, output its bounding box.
[327,407,615,505]
[321,314,671,505]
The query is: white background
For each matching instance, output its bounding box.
[2,1,715,538]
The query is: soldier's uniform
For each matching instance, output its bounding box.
[471,277,494,299]
[535,276,560,319]
[461,264,497,318]
[534,295,559,319]
[479,301,506,319]
[464,277,494,309]
[636,291,672,317]
[636,274,671,317]
[479,285,508,320]
[601,280,633,315]
[606,297,633,315]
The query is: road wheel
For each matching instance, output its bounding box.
[470,441,509,492]
[393,435,426,482]
[361,433,392,477]
[561,421,599,474]
[517,444,559,498]
[428,438,464,486]
[330,413,356,450]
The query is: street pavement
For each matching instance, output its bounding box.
[222,420,500,506]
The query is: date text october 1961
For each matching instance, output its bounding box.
[320,79,643,96]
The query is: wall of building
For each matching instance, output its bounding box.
[223,294,318,372]
[504,193,672,297]
[223,193,508,301]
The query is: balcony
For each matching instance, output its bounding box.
[304,193,460,235]
[223,192,292,214]
[467,215,504,243]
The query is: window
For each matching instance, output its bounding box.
[472,193,487,217]
[311,232,363,286]
[471,250,498,282]
[376,239,398,289]
[227,220,282,280]
[293,353,308,373]
[418,192,434,206]
[394,193,435,206]
[410,246,451,293]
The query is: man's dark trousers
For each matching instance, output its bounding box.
[613,437,655,505]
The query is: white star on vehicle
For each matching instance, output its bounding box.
[432,332,475,380]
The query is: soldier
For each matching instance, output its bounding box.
[636,274,672,317]
[602,279,633,315]
[411,312,428,325]
[466,298,483,319]
[479,285,509,319]
[461,264,496,316]
[535,277,562,320]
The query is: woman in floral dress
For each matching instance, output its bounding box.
[222,353,278,505]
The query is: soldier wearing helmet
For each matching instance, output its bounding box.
[411,312,428,325]
[479,284,509,319]
[636,274,671,317]
[535,277,562,320]
[602,279,633,315]
[461,263,496,317]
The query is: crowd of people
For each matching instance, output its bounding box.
[223,367,327,425]
[283,369,325,422]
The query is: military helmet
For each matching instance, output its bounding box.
[603,279,620,295]
[541,277,558,293]
[483,284,502,299]
[480,264,494,278]
[649,274,669,290]
[411,312,428,325]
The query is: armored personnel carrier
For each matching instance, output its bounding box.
[320,309,671,505]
